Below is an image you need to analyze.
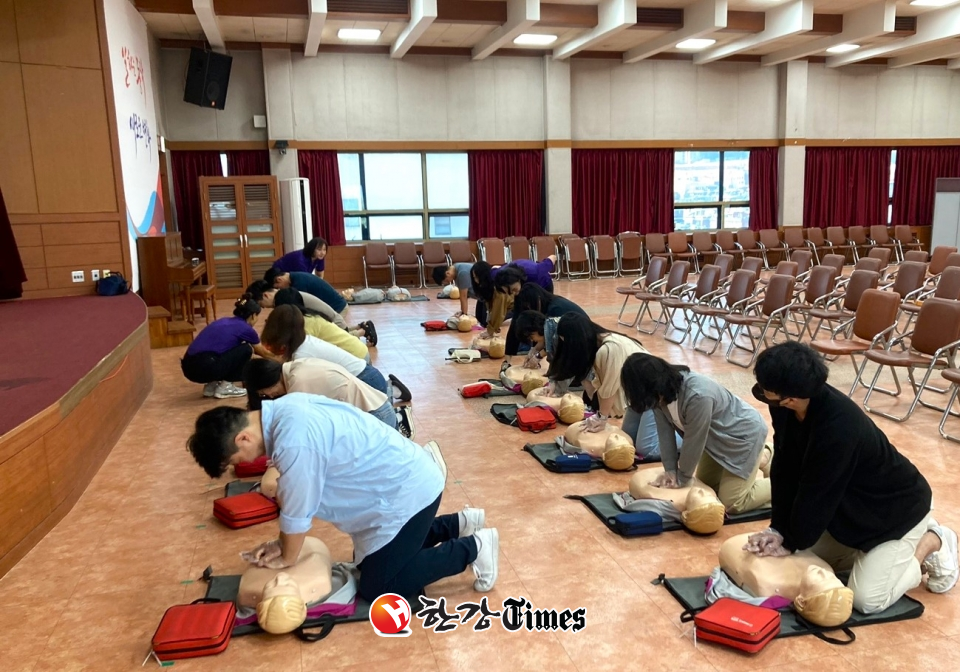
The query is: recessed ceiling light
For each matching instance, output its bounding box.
[826,43,860,54]
[337,28,381,42]
[513,34,558,46]
[676,38,716,51]
[909,0,956,6]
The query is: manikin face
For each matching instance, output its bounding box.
[799,565,844,596]
[274,274,292,289]
[686,486,721,509]
[313,245,328,261]
[263,573,301,599]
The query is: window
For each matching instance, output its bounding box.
[338,152,469,241]
[888,149,897,224]
[673,151,750,231]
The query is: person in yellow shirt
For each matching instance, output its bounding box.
[274,289,369,362]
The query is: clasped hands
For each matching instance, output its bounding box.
[241,539,290,569]
[743,528,791,557]
[651,471,680,489]
[583,414,607,433]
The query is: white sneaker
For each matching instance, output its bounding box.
[422,440,447,480]
[214,382,247,399]
[472,528,499,592]
[925,526,959,594]
[397,406,416,440]
[459,508,485,538]
[759,444,774,479]
[202,382,218,397]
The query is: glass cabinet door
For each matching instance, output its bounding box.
[206,183,244,289]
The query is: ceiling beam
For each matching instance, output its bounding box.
[192,0,225,52]
[554,0,636,60]
[304,0,326,57]
[694,0,812,65]
[889,40,960,68]
[950,55,960,70]
[134,0,194,13]
[213,0,305,19]
[472,0,539,60]
[392,0,438,59]
[762,1,894,67]
[623,0,726,64]
[437,0,505,24]
[719,11,763,34]
[827,4,960,67]
[538,3,597,29]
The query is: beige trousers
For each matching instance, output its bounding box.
[809,513,935,614]
[695,450,771,514]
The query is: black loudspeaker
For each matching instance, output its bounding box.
[183,48,233,110]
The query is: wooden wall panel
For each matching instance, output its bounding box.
[0,62,38,214]
[44,242,123,268]
[41,221,122,245]
[21,269,48,292]
[18,246,45,269]
[11,223,41,247]
[0,0,19,63]
[14,0,101,69]
[21,64,118,214]
[0,437,53,560]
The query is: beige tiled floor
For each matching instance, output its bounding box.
[3,275,959,671]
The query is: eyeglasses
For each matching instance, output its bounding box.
[751,383,783,408]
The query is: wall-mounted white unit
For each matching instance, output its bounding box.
[932,179,960,250]
[279,178,312,253]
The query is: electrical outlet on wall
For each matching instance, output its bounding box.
[91,270,100,282]
[71,271,84,283]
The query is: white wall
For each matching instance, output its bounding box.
[159,48,267,141]
[570,59,780,141]
[806,63,960,140]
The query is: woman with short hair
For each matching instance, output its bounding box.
[272,237,328,278]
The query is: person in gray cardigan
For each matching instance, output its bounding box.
[621,353,771,513]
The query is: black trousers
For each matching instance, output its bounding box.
[180,343,253,384]
[358,495,478,604]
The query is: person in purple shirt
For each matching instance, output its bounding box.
[181,295,275,399]
[272,237,327,277]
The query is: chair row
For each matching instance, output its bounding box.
[362,241,476,288]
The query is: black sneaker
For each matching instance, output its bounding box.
[396,405,416,440]
[363,320,378,347]
[389,374,412,402]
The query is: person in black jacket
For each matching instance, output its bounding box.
[748,341,957,614]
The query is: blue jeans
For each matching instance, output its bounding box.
[622,408,683,460]
[370,400,398,429]
[357,364,389,396]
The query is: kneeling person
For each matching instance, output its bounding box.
[187,394,499,603]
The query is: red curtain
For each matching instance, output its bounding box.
[748,148,779,231]
[0,185,26,300]
[468,150,543,239]
[170,150,224,251]
[226,150,270,176]
[892,146,960,227]
[571,149,674,236]
[298,150,345,246]
[803,147,891,228]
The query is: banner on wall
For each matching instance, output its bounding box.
[104,0,165,293]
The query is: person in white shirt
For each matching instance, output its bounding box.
[187,394,500,602]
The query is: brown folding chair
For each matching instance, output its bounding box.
[900,267,960,334]
[690,269,758,355]
[863,298,960,422]
[939,368,960,442]
[660,264,723,344]
[589,235,619,278]
[788,265,840,340]
[894,225,923,261]
[887,261,928,301]
[805,227,830,264]
[421,241,449,282]
[714,254,735,284]
[562,235,591,280]
[667,231,698,272]
[811,289,902,395]
[827,226,857,263]
[448,240,476,263]
[805,269,880,340]
[783,228,807,260]
[724,274,797,368]
[737,230,764,265]
[531,236,560,279]
[616,257,667,327]
[645,233,670,265]
[869,225,898,260]
[848,226,871,261]
[740,257,764,277]
[478,238,507,266]
[819,254,846,276]
[790,250,814,281]
[903,250,929,264]
[617,232,643,276]
[392,242,424,288]
[692,231,718,269]
[715,230,745,267]
[504,236,530,263]
[867,247,893,277]
[927,246,958,278]
[758,229,787,269]
[639,261,691,335]
[363,242,394,288]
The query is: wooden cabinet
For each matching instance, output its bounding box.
[199,176,283,290]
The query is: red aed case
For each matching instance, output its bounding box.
[151,600,236,661]
[460,381,492,398]
[693,598,780,654]
[234,455,268,478]
[213,492,279,529]
[515,406,557,433]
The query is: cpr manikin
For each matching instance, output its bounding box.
[629,467,725,534]
[564,421,633,459]
[238,537,334,634]
[719,533,854,627]
[471,335,505,359]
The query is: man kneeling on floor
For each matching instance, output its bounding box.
[748,341,958,613]
[187,393,499,603]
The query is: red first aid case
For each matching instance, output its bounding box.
[151,599,236,661]
[234,455,268,478]
[213,492,279,529]
[693,598,780,654]
[516,406,557,433]
[460,381,492,398]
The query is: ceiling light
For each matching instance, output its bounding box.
[676,38,716,51]
[909,0,956,6]
[513,34,558,46]
[337,28,381,41]
[826,43,860,54]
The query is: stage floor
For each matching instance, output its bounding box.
[0,294,146,436]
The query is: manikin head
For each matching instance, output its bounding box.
[257,573,308,634]
[602,433,636,471]
[486,336,506,359]
[558,394,585,424]
[680,487,725,535]
[457,315,477,332]
[793,565,854,627]
[341,288,355,301]
[520,373,547,396]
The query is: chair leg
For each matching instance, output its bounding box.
[211,294,218,321]
[939,384,960,442]
[664,307,693,345]
[864,364,928,422]
[363,261,369,289]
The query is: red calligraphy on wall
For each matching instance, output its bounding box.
[120,46,146,101]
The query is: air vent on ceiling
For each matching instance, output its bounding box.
[327,0,409,14]
[637,8,684,26]
[894,16,917,32]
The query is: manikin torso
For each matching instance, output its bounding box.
[629,467,711,510]
[564,421,632,458]
[238,537,333,609]
[719,533,836,600]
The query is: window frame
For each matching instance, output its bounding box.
[340,152,470,242]
[673,150,751,232]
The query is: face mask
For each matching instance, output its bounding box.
[752,383,782,407]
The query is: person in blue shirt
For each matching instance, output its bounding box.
[272,237,327,277]
[186,394,500,602]
[264,268,347,315]
[504,283,587,357]
[180,294,275,399]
